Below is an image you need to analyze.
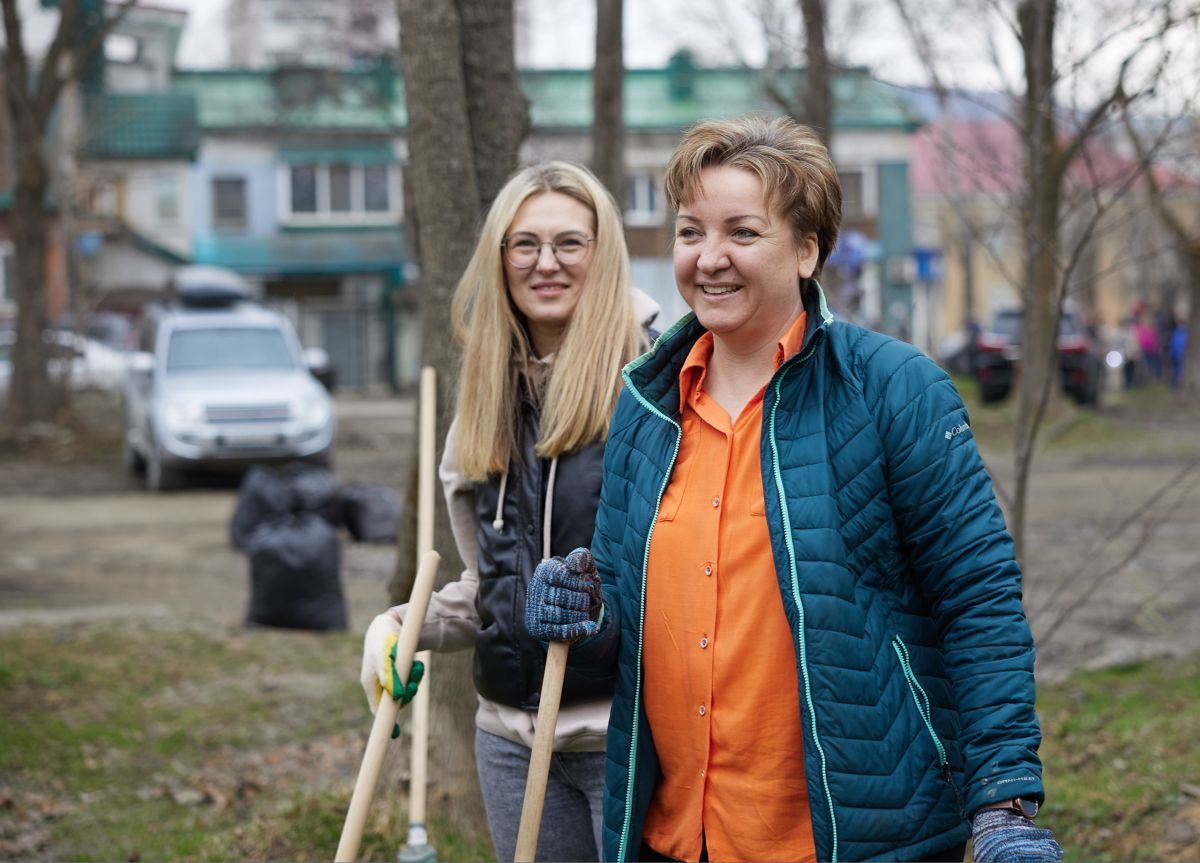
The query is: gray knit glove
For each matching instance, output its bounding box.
[971,808,1063,863]
[524,547,603,643]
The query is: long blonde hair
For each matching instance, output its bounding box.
[451,161,645,481]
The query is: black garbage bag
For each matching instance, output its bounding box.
[341,482,402,543]
[245,513,346,630]
[282,463,343,527]
[230,466,293,550]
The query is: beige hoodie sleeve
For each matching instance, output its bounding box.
[389,417,482,652]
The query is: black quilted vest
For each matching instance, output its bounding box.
[470,383,614,710]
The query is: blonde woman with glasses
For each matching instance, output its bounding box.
[361,161,657,862]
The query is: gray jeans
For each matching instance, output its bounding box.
[474,728,605,863]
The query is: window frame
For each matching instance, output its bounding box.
[212,176,249,232]
[625,171,666,227]
[277,162,401,226]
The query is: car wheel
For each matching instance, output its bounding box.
[145,443,184,492]
[122,438,146,475]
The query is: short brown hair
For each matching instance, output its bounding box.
[664,114,842,273]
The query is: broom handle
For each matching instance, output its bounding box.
[513,640,570,863]
[336,549,441,863]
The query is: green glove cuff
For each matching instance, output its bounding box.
[387,648,425,740]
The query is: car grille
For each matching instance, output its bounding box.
[205,403,291,423]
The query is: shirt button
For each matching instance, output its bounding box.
[711,496,720,508]
[703,563,713,576]
[699,637,708,649]
[698,704,706,716]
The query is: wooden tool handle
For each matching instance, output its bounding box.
[336,549,441,863]
[513,640,570,863]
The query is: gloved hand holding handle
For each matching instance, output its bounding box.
[971,807,1063,863]
[524,547,603,643]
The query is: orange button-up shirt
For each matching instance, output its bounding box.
[642,310,816,863]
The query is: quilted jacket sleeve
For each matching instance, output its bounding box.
[863,336,1045,816]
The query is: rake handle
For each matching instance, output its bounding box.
[513,639,570,863]
[336,549,441,863]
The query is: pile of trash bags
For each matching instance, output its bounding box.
[231,463,403,631]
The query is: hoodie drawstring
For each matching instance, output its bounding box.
[491,455,557,557]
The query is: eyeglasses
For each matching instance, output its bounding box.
[501,232,595,269]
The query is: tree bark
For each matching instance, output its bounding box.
[458,0,529,209]
[799,0,832,149]
[591,0,625,201]
[3,0,56,425]
[1011,0,1065,565]
[393,0,529,841]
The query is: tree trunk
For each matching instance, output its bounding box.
[4,112,58,425]
[393,0,529,842]
[591,0,625,201]
[1011,0,1062,565]
[458,0,529,209]
[1182,246,1200,400]
[799,0,832,149]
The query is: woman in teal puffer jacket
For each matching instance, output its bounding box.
[526,115,1062,862]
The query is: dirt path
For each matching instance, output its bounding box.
[0,394,414,633]
[3,390,1198,683]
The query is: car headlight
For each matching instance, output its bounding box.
[291,395,330,426]
[161,399,206,427]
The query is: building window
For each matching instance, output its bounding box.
[625,172,664,226]
[213,177,248,230]
[290,165,318,214]
[88,180,120,218]
[280,162,398,224]
[156,177,179,226]
[839,170,865,219]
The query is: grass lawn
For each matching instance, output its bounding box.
[0,623,493,862]
[1038,653,1200,862]
[3,622,1198,862]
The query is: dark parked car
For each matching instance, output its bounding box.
[973,308,1106,405]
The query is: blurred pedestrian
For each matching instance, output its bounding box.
[1136,310,1162,382]
[1169,318,1187,391]
[360,162,655,863]
[527,116,1062,863]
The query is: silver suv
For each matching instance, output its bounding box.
[123,267,336,491]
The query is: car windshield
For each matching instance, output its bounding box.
[991,312,1022,337]
[166,327,297,372]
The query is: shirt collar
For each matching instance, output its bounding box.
[677,309,809,413]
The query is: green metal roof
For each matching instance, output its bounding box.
[278,143,395,164]
[192,229,405,276]
[172,69,406,132]
[86,92,199,160]
[169,64,920,134]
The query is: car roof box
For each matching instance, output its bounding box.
[171,266,253,308]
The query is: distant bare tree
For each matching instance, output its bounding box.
[1,0,135,428]
[592,0,625,200]
[1121,108,1200,400]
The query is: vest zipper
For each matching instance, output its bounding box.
[766,330,840,863]
[892,635,965,815]
[617,369,683,863]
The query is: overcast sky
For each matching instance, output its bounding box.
[170,0,934,85]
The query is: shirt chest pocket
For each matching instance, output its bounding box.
[657,442,695,522]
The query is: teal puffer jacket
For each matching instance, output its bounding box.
[572,285,1044,862]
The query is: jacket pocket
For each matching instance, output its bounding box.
[893,635,965,815]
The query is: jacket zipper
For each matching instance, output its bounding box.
[765,329,840,863]
[892,635,965,815]
[617,368,683,863]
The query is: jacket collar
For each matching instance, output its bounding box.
[623,279,835,420]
